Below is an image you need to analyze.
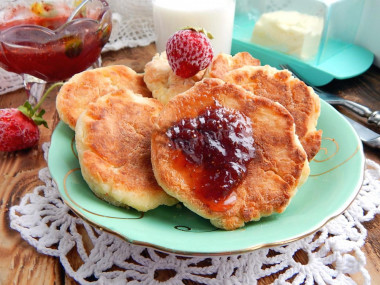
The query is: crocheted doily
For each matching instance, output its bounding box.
[9,143,380,284]
[4,1,380,283]
[0,0,156,96]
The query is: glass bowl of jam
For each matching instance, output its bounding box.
[0,0,112,102]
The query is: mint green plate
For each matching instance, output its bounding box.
[48,100,364,256]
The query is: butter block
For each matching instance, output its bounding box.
[251,11,324,60]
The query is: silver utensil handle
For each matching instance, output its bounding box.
[368,111,380,127]
[332,99,372,117]
[279,64,380,128]
[317,91,380,127]
[335,100,380,127]
[344,115,380,149]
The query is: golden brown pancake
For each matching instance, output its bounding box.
[151,78,310,230]
[75,89,177,212]
[222,65,322,160]
[57,65,152,130]
[204,52,261,79]
[143,52,205,104]
[144,52,260,105]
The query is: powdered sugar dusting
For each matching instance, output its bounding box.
[166,29,213,78]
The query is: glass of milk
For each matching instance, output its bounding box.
[153,0,236,55]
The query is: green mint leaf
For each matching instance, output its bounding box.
[64,36,83,58]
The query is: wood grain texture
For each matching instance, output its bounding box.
[1,44,379,284]
[0,86,63,285]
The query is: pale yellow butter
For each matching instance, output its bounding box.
[251,11,324,60]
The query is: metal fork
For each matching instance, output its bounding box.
[279,64,380,128]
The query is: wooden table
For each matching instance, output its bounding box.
[1,44,379,284]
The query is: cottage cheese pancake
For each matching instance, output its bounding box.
[144,52,259,105]
[223,65,322,160]
[75,89,177,212]
[57,65,152,130]
[204,52,261,79]
[151,78,310,230]
[143,52,205,104]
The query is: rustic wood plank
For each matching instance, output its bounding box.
[1,45,379,284]
[361,215,380,283]
[102,44,156,72]
[325,65,380,283]
[0,45,156,285]
[0,87,64,285]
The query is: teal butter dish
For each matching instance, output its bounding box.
[232,0,374,86]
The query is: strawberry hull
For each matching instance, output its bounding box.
[0,109,40,152]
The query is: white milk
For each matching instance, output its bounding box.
[153,0,236,55]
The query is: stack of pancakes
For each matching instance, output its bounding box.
[56,52,321,230]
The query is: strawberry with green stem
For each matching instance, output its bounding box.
[0,82,63,152]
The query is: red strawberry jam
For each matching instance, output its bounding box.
[166,104,255,211]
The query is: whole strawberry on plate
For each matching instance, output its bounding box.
[0,82,62,152]
[166,27,214,78]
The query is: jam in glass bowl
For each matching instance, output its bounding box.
[0,0,112,102]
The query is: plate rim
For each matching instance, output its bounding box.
[48,100,365,256]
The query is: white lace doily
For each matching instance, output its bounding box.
[0,0,155,95]
[4,1,380,283]
[9,143,380,284]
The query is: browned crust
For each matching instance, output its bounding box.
[151,78,309,230]
[143,52,260,105]
[75,89,177,212]
[57,65,152,130]
[205,52,261,79]
[223,65,321,160]
[143,52,205,104]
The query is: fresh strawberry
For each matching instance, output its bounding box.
[166,27,214,78]
[0,82,62,152]
[0,107,41,152]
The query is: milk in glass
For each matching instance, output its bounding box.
[153,0,236,55]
